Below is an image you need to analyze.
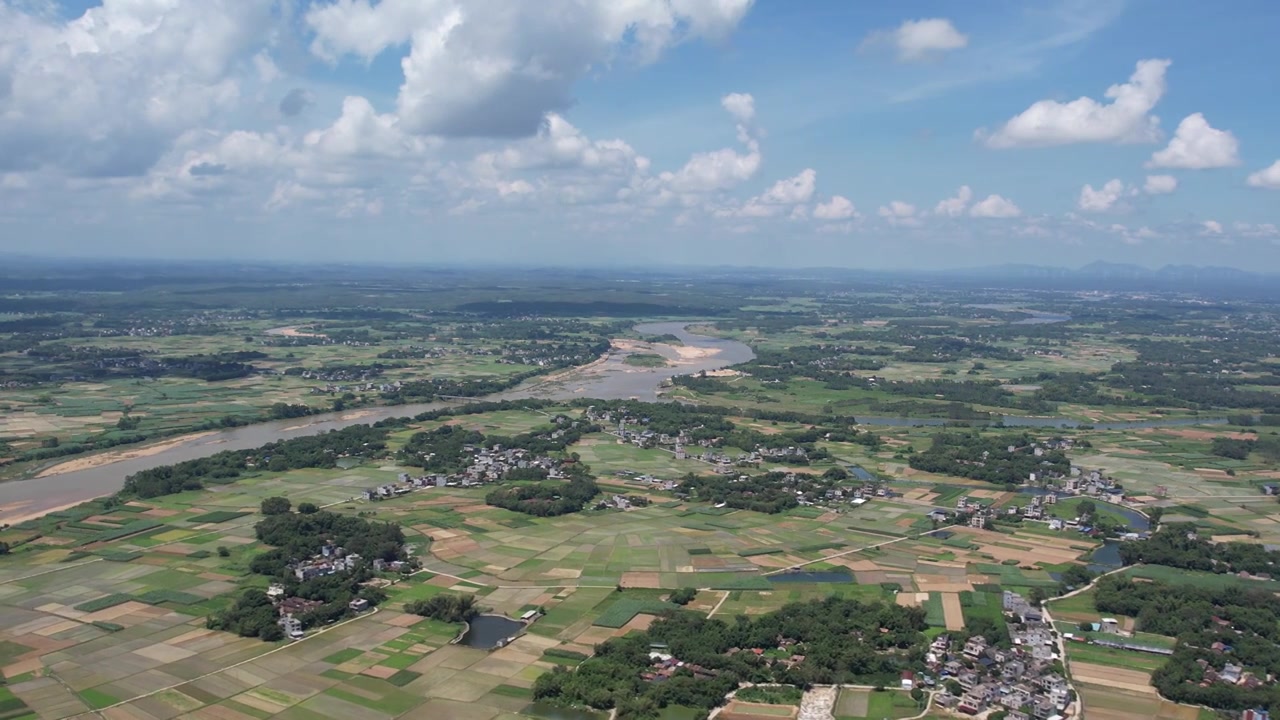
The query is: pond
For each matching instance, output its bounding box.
[1016,490,1149,531]
[1087,541,1125,574]
[930,530,955,540]
[460,614,525,650]
[522,702,608,720]
[768,571,854,584]
[847,465,875,481]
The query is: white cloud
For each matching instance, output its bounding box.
[878,201,920,226]
[757,169,816,205]
[970,194,1021,218]
[1246,160,1280,190]
[303,97,431,158]
[657,93,761,193]
[721,169,816,219]
[933,185,972,217]
[814,195,858,220]
[1078,179,1130,212]
[1143,175,1178,195]
[0,0,274,177]
[305,0,753,138]
[864,18,968,62]
[1233,222,1280,238]
[1147,113,1240,169]
[981,59,1170,148]
[1201,220,1224,235]
[720,93,756,125]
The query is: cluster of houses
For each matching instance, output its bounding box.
[642,649,718,683]
[361,448,565,501]
[929,592,1072,719]
[1017,493,1058,520]
[1197,659,1266,690]
[310,380,405,395]
[926,496,995,529]
[1052,467,1123,499]
[268,581,371,640]
[290,541,361,581]
[593,494,649,511]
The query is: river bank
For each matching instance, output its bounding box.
[0,322,751,524]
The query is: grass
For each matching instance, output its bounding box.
[74,594,134,612]
[137,589,203,605]
[736,686,802,704]
[77,519,162,546]
[794,541,845,553]
[594,597,679,628]
[738,547,784,557]
[79,688,120,710]
[323,648,364,664]
[385,670,421,687]
[623,353,669,368]
[186,510,251,523]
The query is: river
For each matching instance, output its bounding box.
[0,322,753,523]
[0,320,1227,522]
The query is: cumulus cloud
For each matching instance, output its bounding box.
[813,195,858,220]
[720,93,756,125]
[1078,179,1131,212]
[878,201,920,226]
[1246,160,1280,189]
[303,97,431,158]
[1147,113,1240,169]
[970,194,1021,218]
[933,185,973,217]
[980,59,1170,148]
[721,169,815,219]
[1143,175,1178,195]
[305,0,753,138]
[863,18,968,62]
[1201,220,1224,235]
[0,0,273,177]
[757,169,816,205]
[1233,222,1280,238]
[657,93,761,194]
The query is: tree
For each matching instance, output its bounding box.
[216,546,230,557]
[404,593,480,623]
[0,541,9,555]
[910,687,924,703]
[297,502,319,514]
[945,679,963,696]
[260,496,291,515]
[1148,506,1164,526]
[1077,500,1097,519]
[669,587,697,606]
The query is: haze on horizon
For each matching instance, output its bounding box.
[1,0,1278,270]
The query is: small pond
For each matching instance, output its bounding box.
[769,571,854,584]
[930,530,955,540]
[1086,541,1125,574]
[460,614,525,650]
[847,465,875,481]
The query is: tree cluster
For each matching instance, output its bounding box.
[404,593,480,623]
[532,596,927,718]
[908,432,1069,486]
[485,474,600,517]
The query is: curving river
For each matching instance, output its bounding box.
[0,320,1229,522]
[0,322,754,522]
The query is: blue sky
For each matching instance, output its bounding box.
[2,0,1279,270]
